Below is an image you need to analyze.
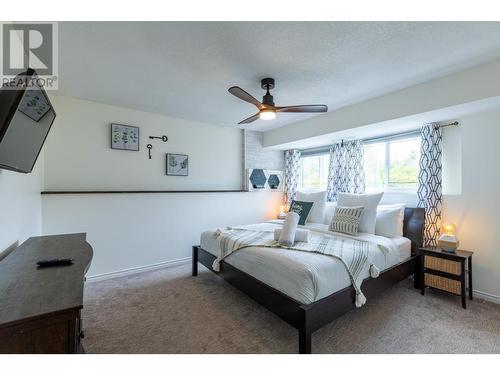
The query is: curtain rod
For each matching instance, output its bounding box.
[362,129,420,144]
[365,121,459,143]
[300,121,459,153]
[435,121,459,129]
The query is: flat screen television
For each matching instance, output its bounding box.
[0,69,56,173]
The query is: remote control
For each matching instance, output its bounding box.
[36,258,74,268]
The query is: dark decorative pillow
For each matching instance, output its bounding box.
[289,200,314,226]
[329,206,365,235]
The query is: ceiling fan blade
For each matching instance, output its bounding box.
[276,105,328,113]
[238,112,260,124]
[228,86,265,109]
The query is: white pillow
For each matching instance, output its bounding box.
[295,191,327,224]
[323,201,337,225]
[375,204,405,238]
[337,192,383,234]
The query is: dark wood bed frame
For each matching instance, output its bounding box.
[192,207,425,354]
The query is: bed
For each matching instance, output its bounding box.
[192,207,425,354]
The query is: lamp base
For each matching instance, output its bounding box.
[441,248,457,254]
[438,234,459,252]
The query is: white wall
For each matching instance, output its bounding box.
[442,124,462,195]
[44,95,243,191]
[0,156,43,255]
[41,96,283,278]
[442,110,500,302]
[42,192,282,278]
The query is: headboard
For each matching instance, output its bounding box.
[403,207,425,255]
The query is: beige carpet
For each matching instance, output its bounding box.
[82,263,500,353]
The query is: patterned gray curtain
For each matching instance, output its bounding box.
[417,123,442,247]
[327,140,365,202]
[284,149,301,205]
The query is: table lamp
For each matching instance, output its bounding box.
[278,205,287,220]
[438,222,459,253]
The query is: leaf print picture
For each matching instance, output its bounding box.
[110,123,139,151]
[166,153,189,176]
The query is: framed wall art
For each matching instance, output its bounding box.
[111,123,139,151]
[166,153,189,176]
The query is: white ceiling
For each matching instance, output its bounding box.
[58,22,500,131]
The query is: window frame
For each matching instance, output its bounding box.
[363,131,421,194]
[297,131,421,194]
[298,150,330,193]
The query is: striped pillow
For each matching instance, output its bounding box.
[329,206,365,235]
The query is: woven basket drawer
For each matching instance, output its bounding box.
[425,273,461,295]
[424,256,461,275]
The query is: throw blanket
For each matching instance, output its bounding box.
[212,227,387,307]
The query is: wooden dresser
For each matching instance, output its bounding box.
[0,233,93,353]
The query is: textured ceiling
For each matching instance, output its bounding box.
[57,22,500,131]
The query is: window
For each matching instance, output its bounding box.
[298,133,420,194]
[299,153,329,192]
[364,135,421,192]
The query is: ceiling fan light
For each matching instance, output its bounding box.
[259,109,276,121]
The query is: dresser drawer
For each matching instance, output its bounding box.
[424,255,461,275]
[0,309,80,353]
[425,273,461,295]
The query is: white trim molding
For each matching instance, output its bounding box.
[473,289,500,305]
[85,257,191,283]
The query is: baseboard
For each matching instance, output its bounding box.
[85,257,191,283]
[473,289,500,304]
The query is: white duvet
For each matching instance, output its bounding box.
[200,221,411,305]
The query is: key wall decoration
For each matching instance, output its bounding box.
[111,123,139,151]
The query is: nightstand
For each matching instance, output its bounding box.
[419,247,473,309]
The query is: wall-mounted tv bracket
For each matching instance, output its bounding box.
[147,144,153,159]
[149,135,168,142]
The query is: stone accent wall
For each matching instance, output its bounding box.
[243,130,284,172]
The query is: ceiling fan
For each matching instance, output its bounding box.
[228,78,328,124]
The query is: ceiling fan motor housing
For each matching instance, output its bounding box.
[261,77,275,106]
[262,93,275,106]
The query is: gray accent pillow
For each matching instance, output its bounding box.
[329,206,365,235]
